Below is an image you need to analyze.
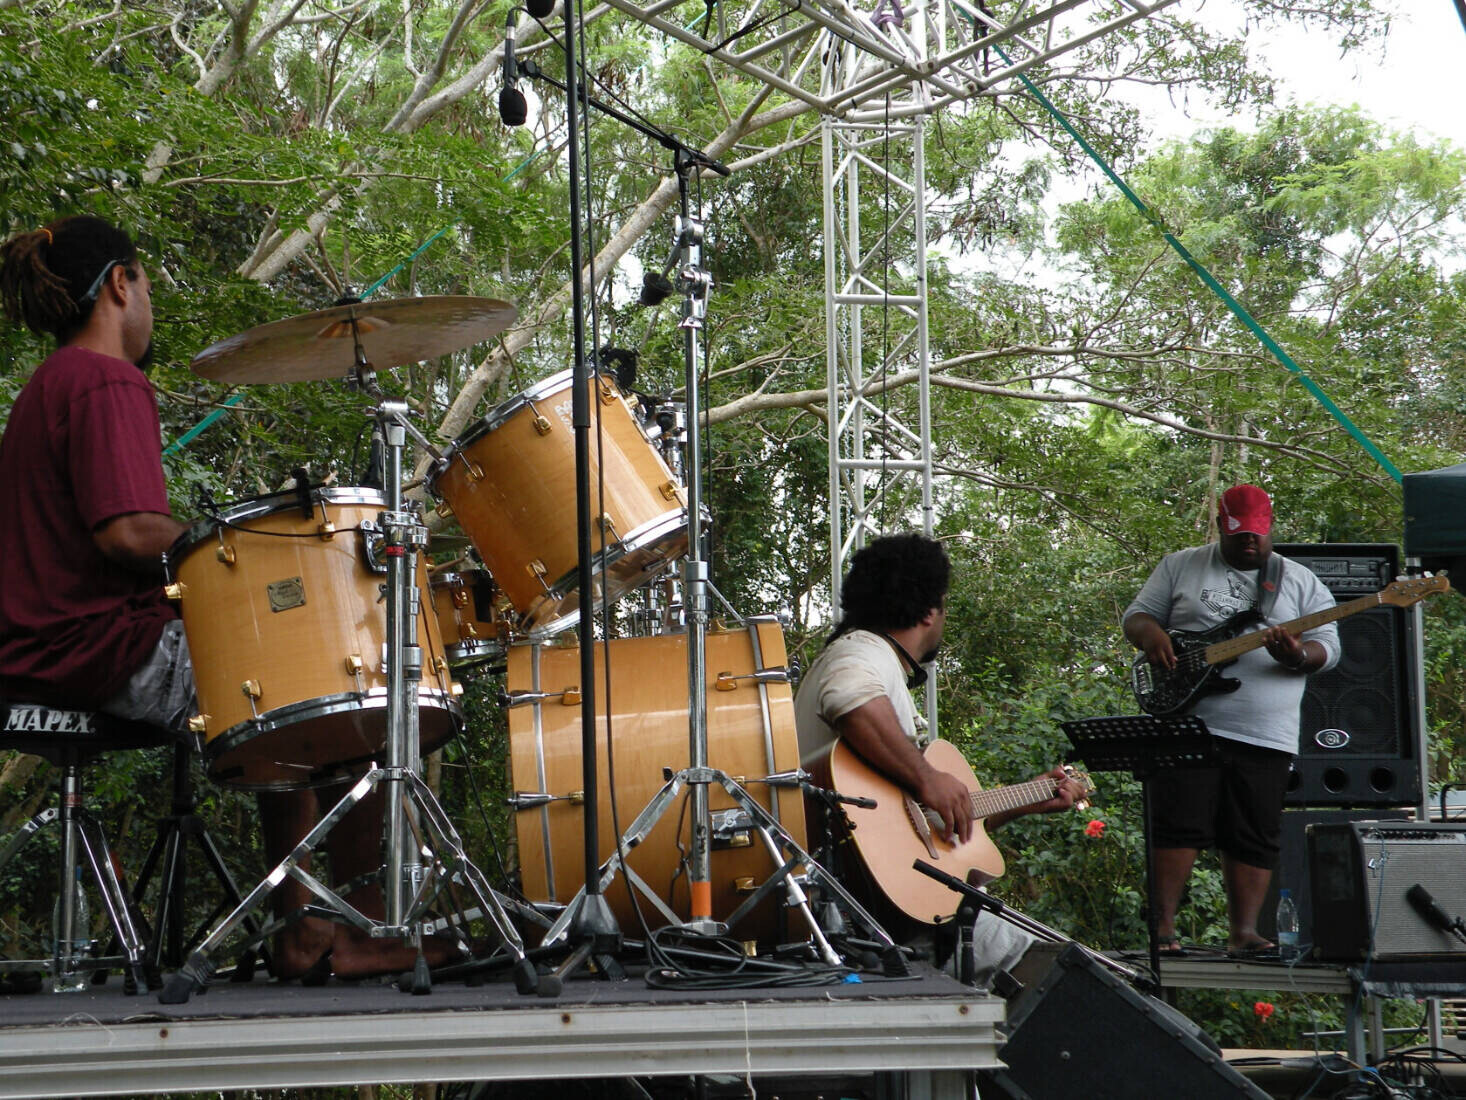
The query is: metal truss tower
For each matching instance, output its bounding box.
[597,0,1180,727]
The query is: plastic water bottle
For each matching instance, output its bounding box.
[1276,887,1300,963]
[50,866,91,993]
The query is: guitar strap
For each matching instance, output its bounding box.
[1255,552,1286,622]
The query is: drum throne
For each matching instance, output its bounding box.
[0,699,252,993]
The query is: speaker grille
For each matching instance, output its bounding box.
[1275,544,1421,807]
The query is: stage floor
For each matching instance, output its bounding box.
[0,961,1000,1099]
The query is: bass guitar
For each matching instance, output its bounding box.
[1131,575,1449,717]
[825,738,1093,927]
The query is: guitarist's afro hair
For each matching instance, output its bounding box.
[835,533,950,635]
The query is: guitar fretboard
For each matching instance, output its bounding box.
[1201,592,1380,666]
[970,777,1057,820]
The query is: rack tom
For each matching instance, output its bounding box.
[429,568,508,670]
[169,487,460,790]
[428,370,687,635]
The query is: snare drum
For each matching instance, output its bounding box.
[506,618,805,944]
[429,568,508,669]
[429,370,688,635]
[170,488,460,790]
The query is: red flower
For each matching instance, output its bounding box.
[1084,819,1106,838]
[1253,1001,1275,1020]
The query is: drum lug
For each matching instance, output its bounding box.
[187,714,209,735]
[215,544,237,565]
[317,521,336,540]
[527,559,553,595]
[240,680,262,719]
[532,415,552,436]
[596,377,618,405]
[345,655,366,694]
[164,582,187,601]
[658,480,679,502]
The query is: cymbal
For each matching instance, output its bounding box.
[190,296,517,383]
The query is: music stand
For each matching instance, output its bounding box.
[1061,714,1216,978]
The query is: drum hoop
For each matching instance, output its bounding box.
[202,687,460,754]
[171,486,389,559]
[538,509,688,603]
[202,688,461,790]
[431,572,466,586]
[435,368,578,465]
[446,639,505,663]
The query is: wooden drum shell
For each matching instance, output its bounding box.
[171,488,459,790]
[429,370,687,635]
[507,619,805,945]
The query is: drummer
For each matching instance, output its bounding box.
[0,218,450,982]
[0,216,194,730]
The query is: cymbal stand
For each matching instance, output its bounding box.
[161,352,538,1003]
[542,154,906,967]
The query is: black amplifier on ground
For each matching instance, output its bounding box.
[1308,821,1466,961]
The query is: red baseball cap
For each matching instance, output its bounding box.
[1218,484,1272,536]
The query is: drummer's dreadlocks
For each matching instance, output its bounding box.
[0,216,140,343]
[829,532,951,644]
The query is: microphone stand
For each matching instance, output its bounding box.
[912,859,1149,991]
[517,37,902,969]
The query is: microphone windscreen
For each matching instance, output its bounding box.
[525,0,555,17]
[498,85,528,127]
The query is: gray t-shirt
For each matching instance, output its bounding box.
[793,629,923,766]
[1123,544,1341,754]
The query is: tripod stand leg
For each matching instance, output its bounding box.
[709,771,901,956]
[159,770,377,1003]
[400,771,538,995]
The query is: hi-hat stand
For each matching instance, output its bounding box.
[160,353,540,1004]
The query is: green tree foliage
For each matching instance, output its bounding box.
[8,0,1465,1053]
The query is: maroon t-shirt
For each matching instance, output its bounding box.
[0,346,178,706]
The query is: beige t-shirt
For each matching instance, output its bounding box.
[793,629,923,766]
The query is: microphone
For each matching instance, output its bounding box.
[1406,883,1457,934]
[498,10,527,127]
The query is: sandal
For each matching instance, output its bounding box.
[1156,935,1186,956]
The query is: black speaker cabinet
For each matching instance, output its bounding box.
[986,944,1267,1100]
[1274,544,1421,807]
[1308,821,1466,961]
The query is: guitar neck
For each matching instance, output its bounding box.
[1203,591,1377,665]
[970,776,1056,820]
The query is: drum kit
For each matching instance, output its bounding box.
[156,287,898,1002]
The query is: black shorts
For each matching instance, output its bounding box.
[1149,738,1293,870]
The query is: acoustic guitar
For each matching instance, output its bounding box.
[1131,575,1449,717]
[825,738,1093,927]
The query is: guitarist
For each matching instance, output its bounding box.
[794,533,1085,984]
[1122,484,1340,957]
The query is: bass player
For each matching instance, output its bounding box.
[1123,483,1340,956]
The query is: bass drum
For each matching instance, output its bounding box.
[506,618,805,945]
[171,487,460,790]
[428,369,687,636]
